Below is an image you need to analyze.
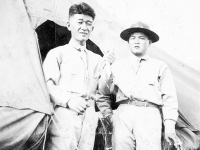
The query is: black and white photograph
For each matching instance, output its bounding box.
[0,0,200,150]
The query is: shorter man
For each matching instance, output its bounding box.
[98,21,181,150]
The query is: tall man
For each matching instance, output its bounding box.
[98,21,181,150]
[43,2,114,150]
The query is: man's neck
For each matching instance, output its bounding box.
[71,37,86,46]
[69,38,87,51]
[131,53,149,61]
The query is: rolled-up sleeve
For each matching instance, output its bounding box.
[43,49,73,107]
[96,62,114,117]
[98,62,113,95]
[96,93,113,118]
[160,64,178,122]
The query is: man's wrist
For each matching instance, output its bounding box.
[55,101,67,108]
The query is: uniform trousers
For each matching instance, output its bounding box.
[112,104,162,150]
[46,100,98,150]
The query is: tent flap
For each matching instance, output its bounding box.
[0,0,53,114]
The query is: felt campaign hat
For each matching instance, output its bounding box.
[120,21,159,43]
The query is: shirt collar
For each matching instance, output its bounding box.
[68,38,87,52]
[130,53,149,62]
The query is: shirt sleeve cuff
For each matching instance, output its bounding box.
[164,119,176,133]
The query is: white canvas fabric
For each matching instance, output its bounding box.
[0,1,53,149]
[0,0,53,114]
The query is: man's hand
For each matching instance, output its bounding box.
[165,133,183,150]
[103,49,115,65]
[68,96,89,115]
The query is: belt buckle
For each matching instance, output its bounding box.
[135,101,141,107]
[135,101,147,107]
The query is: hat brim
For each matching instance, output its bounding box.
[120,28,159,43]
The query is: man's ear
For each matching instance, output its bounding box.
[66,21,71,31]
[91,26,94,31]
[149,40,152,45]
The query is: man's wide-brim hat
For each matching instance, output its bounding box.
[120,21,159,43]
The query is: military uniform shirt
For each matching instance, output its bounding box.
[43,39,103,107]
[100,54,178,122]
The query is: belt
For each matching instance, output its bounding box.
[118,99,159,109]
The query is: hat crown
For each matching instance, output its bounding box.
[120,21,159,42]
[130,21,150,30]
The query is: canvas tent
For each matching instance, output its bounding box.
[25,0,200,130]
[0,0,200,149]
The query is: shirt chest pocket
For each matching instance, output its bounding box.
[61,63,82,74]
[145,77,161,94]
[60,63,84,89]
[147,80,157,86]
[69,65,82,74]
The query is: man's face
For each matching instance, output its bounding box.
[67,14,94,45]
[128,32,151,57]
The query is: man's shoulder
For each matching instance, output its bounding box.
[47,44,71,57]
[111,57,130,74]
[112,57,129,67]
[148,57,168,67]
[50,44,70,52]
